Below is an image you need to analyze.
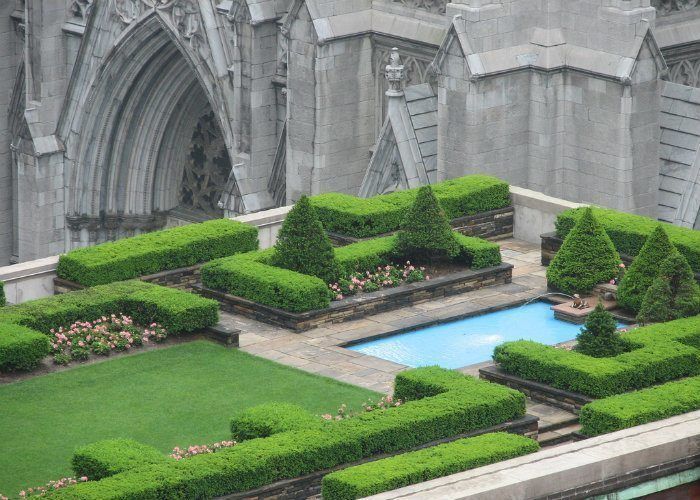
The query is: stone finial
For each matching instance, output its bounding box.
[385,48,406,97]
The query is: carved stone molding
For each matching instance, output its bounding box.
[391,0,447,14]
[651,0,700,16]
[67,212,167,243]
[70,0,94,19]
[668,58,700,87]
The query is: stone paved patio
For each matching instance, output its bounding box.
[218,238,548,394]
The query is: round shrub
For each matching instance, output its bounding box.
[0,323,51,371]
[637,250,700,325]
[546,207,620,295]
[230,402,320,441]
[617,225,674,314]
[273,195,340,283]
[576,303,629,358]
[394,185,460,262]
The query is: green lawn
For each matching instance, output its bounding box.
[0,340,378,496]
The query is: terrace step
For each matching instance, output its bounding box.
[538,424,582,447]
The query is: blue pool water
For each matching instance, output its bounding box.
[348,301,625,369]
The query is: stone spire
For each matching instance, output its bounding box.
[385,48,405,97]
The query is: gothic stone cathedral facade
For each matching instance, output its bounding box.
[1,0,700,264]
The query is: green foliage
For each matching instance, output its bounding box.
[576,303,629,358]
[46,368,525,499]
[395,186,460,261]
[56,219,258,287]
[0,280,5,307]
[580,376,700,436]
[202,254,331,313]
[334,236,396,276]
[321,432,539,500]
[310,175,510,238]
[230,403,322,441]
[493,315,700,397]
[272,195,340,282]
[546,207,620,294]
[454,233,502,269]
[72,439,169,480]
[556,206,700,273]
[617,226,675,314]
[0,323,51,372]
[0,281,218,334]
[637,251,700,324]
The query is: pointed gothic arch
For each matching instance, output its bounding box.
[61,11,240,245]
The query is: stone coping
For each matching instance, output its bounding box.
[479,365,593,414]
[217,414,539,500]
[195,263,514,332]
[368,410,700,499]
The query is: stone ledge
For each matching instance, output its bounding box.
[195,263,514,332]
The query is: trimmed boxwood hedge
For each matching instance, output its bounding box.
[555,207,700,273]
[201,255,331,313]
[493,315,700,398]
[57,219,259,287]
[321,432,539,500]
[454,233,502,269]
[72,439,170,481]
[0,280,219,335]
[0,323,51,371]
[230,402,322,441]
[579,376,700,436]
[0,280,5,307]
[334,236,396,276]
[310,175,510,238]
[47,368,525,499]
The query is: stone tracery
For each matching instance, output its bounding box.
[391,0,447,14]
[651,0,700,15]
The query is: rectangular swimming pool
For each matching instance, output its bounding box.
[347,301,626,369]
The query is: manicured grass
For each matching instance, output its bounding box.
[0,341,378,495]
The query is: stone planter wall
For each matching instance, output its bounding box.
[329,206,514,246]
[195,263,513,332]
[54,265,203,294]
[479,364,593,414]
[217,414,538,500]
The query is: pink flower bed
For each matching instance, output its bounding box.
[328,262,428,301]
[321,395,402,421]
[0,476,89,499]
[169,440,237,460]
[50,314,168,365]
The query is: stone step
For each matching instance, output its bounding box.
[538,424,582,447]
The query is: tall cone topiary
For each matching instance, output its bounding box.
[272,195,339,283]
[546,207,620,295]
[576,302,628,358]
[617,225,674,314]
[394,185,460,262]
[637,250,700,324]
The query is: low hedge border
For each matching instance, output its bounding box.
[47,368,525,499]
[72,439,170,481]
[0,323,51,371]
[493,315,700,398]
[556,207,700,273]
[0,280,5,307]
[579,376,700,436]
[310,175,510,238]
[57,219,258,287]
[455,233,502,269]
[321,432,539,500]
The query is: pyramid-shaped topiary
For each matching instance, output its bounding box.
[617,225,674,314]
[272,195,340,283]
[394,185,460,262]
[576,302,628,358]
[546,207,620,295]
[637,250,700,325]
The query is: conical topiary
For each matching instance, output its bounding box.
[546,207,620,295]
[637,250,700,324]
[617,225,674,314]
[394,185,460,262]
[272,195,339,283]
[576,303,628,358]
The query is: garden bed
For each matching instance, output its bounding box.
[195,263,513,331]
[328,206,514,246]
[479,364,593,414]
[219,414,538,500]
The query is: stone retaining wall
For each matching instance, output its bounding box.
[195,263,513,332]
[54,265,203,294]
[217,415,538,500]
[329,207,514,246]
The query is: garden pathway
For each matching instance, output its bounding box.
[218,238,548,394]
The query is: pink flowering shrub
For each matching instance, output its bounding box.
[11,476,88,498]
[328,262,428,301]
[320,395,402,421]
[50,314,168,365]
[169,440,237,460]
